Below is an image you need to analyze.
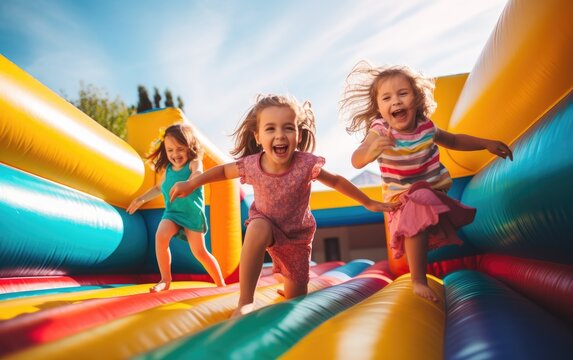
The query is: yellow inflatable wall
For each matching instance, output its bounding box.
[446,0,573,173]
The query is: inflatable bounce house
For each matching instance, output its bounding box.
[1,1,572,358]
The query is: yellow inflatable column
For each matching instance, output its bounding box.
[127,108,241,278]
[447,0,573,173]
[432,73,470,178]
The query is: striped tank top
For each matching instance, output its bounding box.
[370,117,452,202]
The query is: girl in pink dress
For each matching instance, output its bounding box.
[170,94,398,317]
[341,61,513,302]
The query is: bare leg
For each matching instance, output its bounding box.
[185,229,226,287]
[404,232,439,302]
[151,220,179,293]
[282,276,308,300]
[231,219,273,318]
[274,273,286,297]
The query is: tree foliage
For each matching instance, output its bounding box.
[68,83,186,140]
[71,82,134,140]
[164,89,174,107]
[153,87,162,108]
[137,85,184,112]
[136,85,153,113]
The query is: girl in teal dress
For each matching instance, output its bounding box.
[127,123,226,292]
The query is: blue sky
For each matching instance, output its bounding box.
[0,0,508,183]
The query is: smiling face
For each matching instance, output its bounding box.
[164,135,190,170]
[376,73,418,133]
[254,105,301,173]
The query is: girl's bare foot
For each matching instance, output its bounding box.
[230,303,255,318]
[150,281,170,293]
[412,281,439,302]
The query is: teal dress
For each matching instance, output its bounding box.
[161,162,208,237]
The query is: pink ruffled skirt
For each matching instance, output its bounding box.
[387,181,476,259]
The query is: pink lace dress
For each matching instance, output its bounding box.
[237,151,325,284]
[387,181,476,259]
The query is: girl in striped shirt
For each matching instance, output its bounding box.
[341,61,513,302]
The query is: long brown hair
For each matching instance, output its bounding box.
[230,94,316,159]
[146,123,202,172]
[340,60,436,138]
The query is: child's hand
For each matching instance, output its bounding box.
[365,199,401,213]
[169,180,194,202]
[367,135,395,159]
[486,140,513,161]
[126,198,144,215]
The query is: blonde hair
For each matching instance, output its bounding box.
[230,94,316,159]
[340,60,436,137]
[147,123,202,172]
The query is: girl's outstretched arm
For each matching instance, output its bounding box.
[435,129,513,160]
[351,131,395,169]
[316,169,399,212]
[169,162,240,202]
[126,172,165,214]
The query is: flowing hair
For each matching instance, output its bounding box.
[340,60,436,138]
[230,94,316,159]
[146,123,202,172]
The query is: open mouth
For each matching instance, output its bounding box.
[391,109,406,118]
[273,145,288,154]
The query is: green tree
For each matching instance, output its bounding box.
[153,87,162,108]
[136,85,153,113]
[132,85,184,111]
[164,89,174,107]
[71,82,134,140]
